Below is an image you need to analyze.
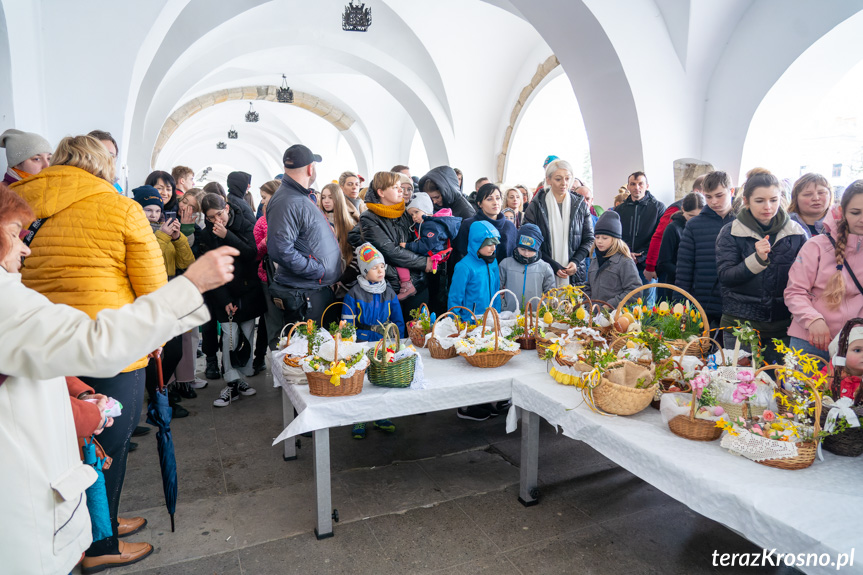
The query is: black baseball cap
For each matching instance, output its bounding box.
[283,144,322,169]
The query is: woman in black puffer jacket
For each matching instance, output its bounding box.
[716,171,806,365]
[199,193,266,406]
[523,159,594,286]
[348,172,432,317]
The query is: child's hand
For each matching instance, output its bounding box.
[755,235,771,261]
[159,221,174,236]
[213,220,227,238]
[170,219,182,240]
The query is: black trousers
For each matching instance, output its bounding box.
[202,317,219,358]
[80,368,145,556]
[254,315,268,365]
[269,282,336,330]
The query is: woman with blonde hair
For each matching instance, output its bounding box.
[504,187,523,227]
[788,172,833,238]
[12,134,167,567]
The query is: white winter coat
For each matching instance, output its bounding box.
[0,268,209,575]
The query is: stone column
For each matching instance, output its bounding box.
[673,158,714,200]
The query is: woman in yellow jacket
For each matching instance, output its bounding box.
[12,135,167,567]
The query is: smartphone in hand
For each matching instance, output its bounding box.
[164,210,178,223]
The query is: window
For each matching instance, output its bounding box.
[833,163,842,178]
[799,165,807,176]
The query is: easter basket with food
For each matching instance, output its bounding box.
[548,336,617,388]
[303,333,369,397]
[455,307,521,368]
[367,323,418,388]
[613,283,710,357]
[661,340,728,441]
[536,286,593,336]
[278,320,333,384]
[427,306,478,359]
[407,303,432,348]
[717,364,825,470]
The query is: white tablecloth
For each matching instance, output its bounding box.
[509,376,863,575]
[271,347,546,445]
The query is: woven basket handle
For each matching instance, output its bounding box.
[374,322,401,359]
[489,289,519,313]
[682,336,724,421]
[280,322,300,348]
[614,283,711,338]
[752,364,823,438]
[524,300,535,333]
[332,332,340,363]
[480,307,502,352]
[322,301,355,327]
[526,296,542,336]
[433,306,478,337]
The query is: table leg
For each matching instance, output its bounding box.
[313,428,334,539]
[518,409,540,507]
[282,387,297,461]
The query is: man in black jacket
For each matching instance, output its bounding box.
[266,145,343,345]
[614,171,665,303]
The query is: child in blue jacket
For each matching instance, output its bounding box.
[402,192,462,263]
[448,220,501,321]
[342,242,405,342]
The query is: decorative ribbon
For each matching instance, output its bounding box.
[325,361,347,385]
[823,396,861,434]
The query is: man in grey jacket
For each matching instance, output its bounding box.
[266,144,343,343]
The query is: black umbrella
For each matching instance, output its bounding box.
[146,352,178,531]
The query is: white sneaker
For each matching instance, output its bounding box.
[236,379,257,396]
[190,377,208,389]
[213,385,240,407]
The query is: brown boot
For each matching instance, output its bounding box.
[117,516,147,538]
[81,540,154,573]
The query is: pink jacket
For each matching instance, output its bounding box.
[785,208,863,341]
[253,215,268,283]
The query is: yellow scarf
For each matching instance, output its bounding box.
[366,200,405,219]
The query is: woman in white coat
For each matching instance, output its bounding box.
[0,185,238,575]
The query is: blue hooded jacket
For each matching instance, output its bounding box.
[448,220,501,321]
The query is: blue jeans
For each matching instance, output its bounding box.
[789,336,830,363]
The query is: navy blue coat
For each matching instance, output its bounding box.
[715,217,807,323]
[675,206,735,323]
[453,210,517,265]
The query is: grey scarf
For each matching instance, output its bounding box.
[357,276,387,294]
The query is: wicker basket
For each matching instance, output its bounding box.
[306,334,366,397]
[517,300,538,350]
[614,283,711,357]
[537,291,593,336]
[590,360,658,416]
[321,301,357,341]
[279,322,304,368]
[460,308,520,368]
[820,408,863,457]
[589,299,615,338]
[667,343,723,440]
[428,306,477,359]
[407,303,431,348]
[747,365,822,470]
[278,323,309,383]
[367,323,416,388]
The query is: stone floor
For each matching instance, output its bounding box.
[74,361,803,575]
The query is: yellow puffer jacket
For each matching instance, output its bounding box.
[155,230,195,277]
[13,165,168,371]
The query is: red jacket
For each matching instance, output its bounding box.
[644,202,682,273]
[66,376,103,438]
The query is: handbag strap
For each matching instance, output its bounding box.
[22,218,48,247]
[228,315,234,349]
[823,232,863,297]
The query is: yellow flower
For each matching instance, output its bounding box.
[548,342,561,356]
[642,305,648,314]
[673,312,682,319]
[632,307,642,319]
[637,298,643,305]
[325,361,347,385]
[698,322,704,328]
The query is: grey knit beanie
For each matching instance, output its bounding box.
[406,192,434,216]
[0,129,53,168]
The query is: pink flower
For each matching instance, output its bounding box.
[732,382,757,403]
[737,370,754,384]
[762,410,775,422]
[691,374,708,398]
[752,424,763,435]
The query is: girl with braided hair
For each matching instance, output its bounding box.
[786,180,863,360]
[716,169,807,365]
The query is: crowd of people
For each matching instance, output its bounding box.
[1,124,861,574]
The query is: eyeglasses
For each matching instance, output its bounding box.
[206,209,226,222]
